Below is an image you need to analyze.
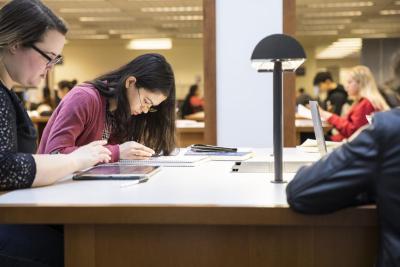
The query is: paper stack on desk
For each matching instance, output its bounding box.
[296,138,342,153]
[119,155,209,167]
[185,150,253,161]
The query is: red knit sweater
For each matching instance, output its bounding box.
[38,84,120,162]
[327,98,377,142]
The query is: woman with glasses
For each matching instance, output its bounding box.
[0,0,111,266]
[38,53,177,161]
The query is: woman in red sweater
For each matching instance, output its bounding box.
[319,65,390,141]
[39,53,176,161]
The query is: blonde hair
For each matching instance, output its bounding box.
[349,65,390,111]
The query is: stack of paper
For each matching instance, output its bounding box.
[185,150,253,161]
[296,138,342,153]
[118,155,209,167]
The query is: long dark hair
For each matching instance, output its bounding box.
[89,53,176,155]
[0,0,68,50]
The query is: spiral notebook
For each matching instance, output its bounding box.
[118,155,209,167]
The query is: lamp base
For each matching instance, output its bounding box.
[271,180,287,184]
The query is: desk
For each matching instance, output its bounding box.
[295,119,332,145]
[0,149,377,267]
[27,116,205,148]
[183,111,205,121]
[176,121,205,146]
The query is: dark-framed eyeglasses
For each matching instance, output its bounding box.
[30,44,63,67]
[137,87,158,113]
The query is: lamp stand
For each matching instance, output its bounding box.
[271,61,286,183]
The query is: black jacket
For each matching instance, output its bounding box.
[0,82,36,190]
[323,84,348,115]
[287,108,400,267]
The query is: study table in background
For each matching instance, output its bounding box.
[0,148,377,267]
[29,115,205,147]
[295,119,332,145]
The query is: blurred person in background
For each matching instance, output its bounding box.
[319,65,390,142]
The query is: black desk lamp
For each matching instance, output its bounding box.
[251,34,306,183]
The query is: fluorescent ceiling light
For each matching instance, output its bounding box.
[351,29,376,34]
[380,10,400,15]
[297,24,345,30]
[141,6,202,12]
[296,30,338,36]
[317,38,362,59]
[60,8,120,13]
[176,33,203,38]
[304,11,362,17]
[308,1,373,8]
[109,28,157,35]
[121,33,168,39]
[79,17,134,22]
[301,19,352,25]
[127,38,172,50]
[161,22,199,28]
[156,15,203,21]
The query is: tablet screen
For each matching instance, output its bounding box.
[73,165,160,180]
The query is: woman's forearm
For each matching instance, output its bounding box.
[32,154,80,187]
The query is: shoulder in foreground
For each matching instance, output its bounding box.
[372,108,400,131]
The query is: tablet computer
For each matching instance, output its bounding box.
[73,165,161,180]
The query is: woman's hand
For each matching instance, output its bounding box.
[70,140,111,170]
[119,141,155,160]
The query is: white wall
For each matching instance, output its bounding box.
[216,0,282,147]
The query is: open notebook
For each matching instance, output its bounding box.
[118,155,209,167]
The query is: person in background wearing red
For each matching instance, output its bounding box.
[181,84,204,118]
[319,65,390,142]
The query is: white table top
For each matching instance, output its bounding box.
[0,148,320,207]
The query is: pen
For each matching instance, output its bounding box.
[120,177,149,188]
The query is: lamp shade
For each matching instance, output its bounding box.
[251,34,306,72]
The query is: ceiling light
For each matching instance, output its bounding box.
[79,17,134,22]
[156,15,203,21]
[121,34,168,39]
[109,28,157,35]
[141,6,202,12]
[308,1,373,8]
[60,8,120,13]
[351,29,377,34]
[316,38,362,59]
[300,19,352,25]
[380,10,400,15]
[126,38,172,50]
[296,30,338,36]
[297,24,345,30]
[176,33,203,38]
[304,11,362,17]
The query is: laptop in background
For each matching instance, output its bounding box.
[309,101,328,156]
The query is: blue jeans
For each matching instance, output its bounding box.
[0,225,63,267]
